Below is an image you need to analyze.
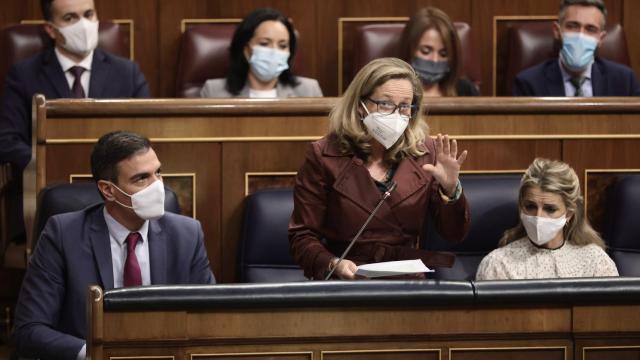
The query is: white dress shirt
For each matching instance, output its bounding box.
[559,58,593,97]
[103,207,152,288]
[54,48,93,98]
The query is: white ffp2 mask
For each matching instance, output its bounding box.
[110,180,165,220]
[520,212,567,246]
[360,101,410,149]
[55,18,99,57]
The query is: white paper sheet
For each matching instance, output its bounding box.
[355,259,433,278]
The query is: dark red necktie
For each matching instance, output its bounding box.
[123,232,142,287]
[69,66,86,98]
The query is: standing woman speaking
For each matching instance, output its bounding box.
[288,57,471,280]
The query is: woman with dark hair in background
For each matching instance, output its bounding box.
[400,7,478,97]
[200,8,322,98]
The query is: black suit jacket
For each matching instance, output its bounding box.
[0,47,150,169]
[513,57,640,96]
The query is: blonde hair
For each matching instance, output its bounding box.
[400,7,463,96]
[499,158,605,248]
[329,57,428,163]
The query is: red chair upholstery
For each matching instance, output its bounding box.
[0,21,130,97]
[175,24,307,98]
[502,22,629,96]
[350,22,481,90]
[175,24,237,98]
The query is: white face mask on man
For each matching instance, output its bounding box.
[360,100,410,149]
[54,17,99,58]
[520,212,567,246]
[109,179,165,220]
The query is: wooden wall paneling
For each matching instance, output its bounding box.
[220,141,313,283]
[152,142,223,278]
[576,337,640,360]
[94,0,159,96]
[454,139,562,171]
[563,139,640,236]
[623,0,640,78]
[157,0,206,98]
[0,0,40,28]
[562,139,640,184]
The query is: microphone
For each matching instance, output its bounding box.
[324,181,397,280]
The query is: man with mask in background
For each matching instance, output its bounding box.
[513,0,640,96]
[12,131,215,360]
[0,0,150,245]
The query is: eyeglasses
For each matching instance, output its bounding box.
[364,98,416,116]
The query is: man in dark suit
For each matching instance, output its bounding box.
[0,0,149,243]
[513,0,640,96]
[12,131,215,360]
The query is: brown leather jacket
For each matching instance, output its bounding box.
[288,134,471,280]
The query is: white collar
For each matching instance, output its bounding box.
[55,47,94,72]
[103,206,149,247]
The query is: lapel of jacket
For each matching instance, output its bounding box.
[324,140,405,228]
[323,141,380,214]
[88,206,114,290]
[591,59,606,96]
[387,155,429,208]
[88,49,109,98]
[545,60,566,96]
[42,47,72,98]
[148,219,167,285]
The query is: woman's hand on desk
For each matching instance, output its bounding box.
[422,134,467,196]
[333,259,358,280]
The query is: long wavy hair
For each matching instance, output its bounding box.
[499,158,605,248]
[225,8,299,95]
[399,7,463,96]
[329,57,428,164]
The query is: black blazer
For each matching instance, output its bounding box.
[513,57,640,96]
[0,47,150,169]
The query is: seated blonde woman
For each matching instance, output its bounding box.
[476,158,618,280]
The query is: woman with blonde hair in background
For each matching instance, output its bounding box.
[476,158,618,280]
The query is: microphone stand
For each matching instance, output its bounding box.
[324,181,397,280]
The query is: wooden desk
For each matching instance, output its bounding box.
[87,280,640,360]
[33,96,640,282]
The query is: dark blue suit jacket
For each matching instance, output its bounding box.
[0,47,150,169]
[513,57,640,96]
[12,204,215,360]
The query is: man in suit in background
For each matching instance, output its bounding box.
[12,131,215,360]
[0,0,149,244]
[513,0,640,96]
